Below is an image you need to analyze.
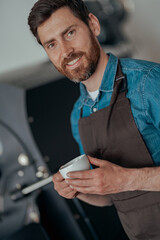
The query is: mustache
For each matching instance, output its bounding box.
[62,52,84,66]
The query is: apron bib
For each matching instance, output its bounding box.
[78,61,160,240]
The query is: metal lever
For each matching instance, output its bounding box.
[11,176,53,201]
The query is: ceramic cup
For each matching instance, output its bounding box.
[59,154,90,179]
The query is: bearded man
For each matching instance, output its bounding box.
[28,1,160,239]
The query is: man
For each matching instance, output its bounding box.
[28,1,160,239]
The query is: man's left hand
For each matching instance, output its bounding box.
[66,156,137,195]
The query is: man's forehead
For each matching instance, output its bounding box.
[39,6,82,29]
[37,7,86,44]
[37,7,82,34]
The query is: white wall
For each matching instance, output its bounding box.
[124,0,160,62]
[0,0,159,77]
[0,0,47,75]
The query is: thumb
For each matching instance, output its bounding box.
[87,156,104,167]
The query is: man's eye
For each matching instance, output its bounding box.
[67,30,75,37]
[48,43,55,49]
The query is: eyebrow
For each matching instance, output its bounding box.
[43,24,78,47]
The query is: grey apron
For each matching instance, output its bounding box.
[78,61,160,240]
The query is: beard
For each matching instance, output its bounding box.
[54,30,100,83]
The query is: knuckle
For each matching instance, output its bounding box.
[65,195,70,199]
[66,193,75,199]
[83,189,88,194]
[53,174,60,182]
[54,182,62,192]
[95,170,101,179]
[96,177,104,187]
[61,193,66,198]
[99,179,104,187]
[99,187,104,195]
[93,172,99,179]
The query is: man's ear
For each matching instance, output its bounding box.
[88,13,101,37]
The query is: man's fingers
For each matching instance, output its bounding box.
[61,186,74,195]
[67,169,93,179]
[88,156,105,167]
[70,186,98,195]
[66,178,93,187]
[53,171,63,182]
[59,186,78,199]
[52,170,79,199]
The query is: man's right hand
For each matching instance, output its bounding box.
[53,170,112,207]
[52,171,78,199]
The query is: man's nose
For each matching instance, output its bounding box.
[60,41,74,58]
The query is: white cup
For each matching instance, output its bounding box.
[59,154,90,179]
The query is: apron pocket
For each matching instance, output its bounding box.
[114,191,160,240]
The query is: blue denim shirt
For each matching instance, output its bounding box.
[70,53,160,165]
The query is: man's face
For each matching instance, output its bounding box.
[37,7,100,82]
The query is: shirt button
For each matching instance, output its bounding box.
[93,107,97,112]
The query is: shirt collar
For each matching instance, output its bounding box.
[79,52,118,106]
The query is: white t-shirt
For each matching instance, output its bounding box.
[87,89,99,101]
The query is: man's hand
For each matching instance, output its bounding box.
[52,171,78,199]
[65,156,137,195]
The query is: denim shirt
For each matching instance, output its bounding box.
[70,53,160,165]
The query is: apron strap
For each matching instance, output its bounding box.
[110,60,127,105]
[115,60,127,92]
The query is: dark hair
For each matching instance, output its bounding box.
[28,0,90,44]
